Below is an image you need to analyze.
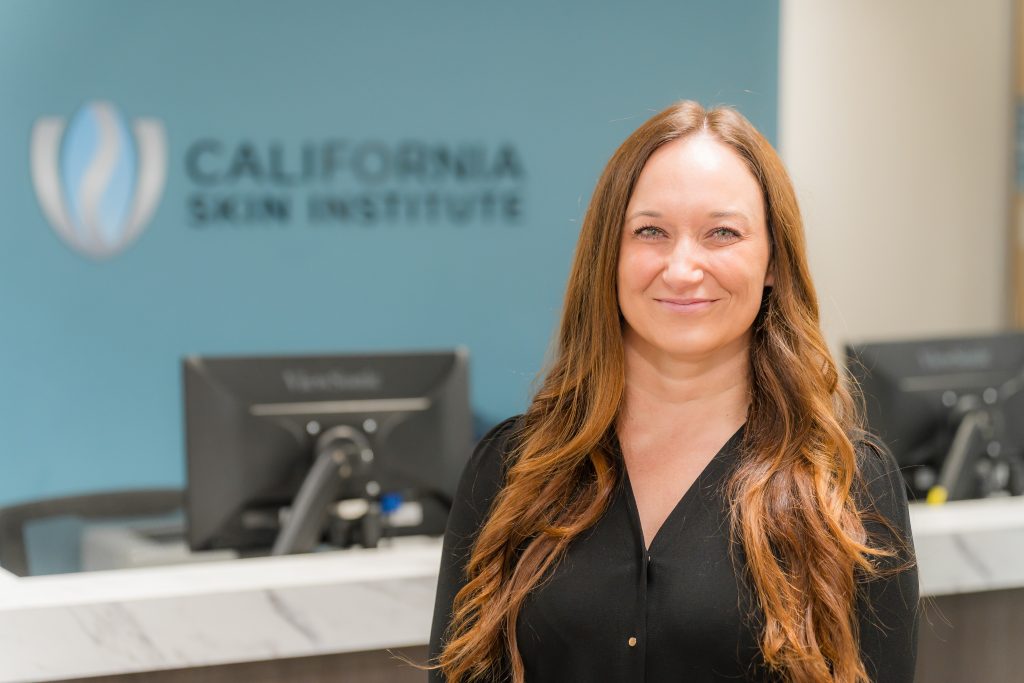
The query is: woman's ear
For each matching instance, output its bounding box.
[764,265,775,288]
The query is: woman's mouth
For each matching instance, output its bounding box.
[655,298,717,312]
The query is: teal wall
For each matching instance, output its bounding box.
[0,0,779,505]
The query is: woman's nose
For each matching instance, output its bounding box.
[662,243,705,288]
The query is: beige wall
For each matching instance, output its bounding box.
[779,0,1014,354]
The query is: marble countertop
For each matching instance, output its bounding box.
[908,496,1024,597]
[0,537,442,683]
[1,497,1023,682]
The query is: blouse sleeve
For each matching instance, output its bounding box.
[853,440,921,683]
[428,416,519,682]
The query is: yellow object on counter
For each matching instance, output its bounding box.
[926,486,949,505]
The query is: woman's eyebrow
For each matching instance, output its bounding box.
[625,209,751,223]
[625,209,661,221]
[708,209,749,221]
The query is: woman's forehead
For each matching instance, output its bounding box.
[626,136,764,221]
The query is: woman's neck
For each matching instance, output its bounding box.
[618,331,751,439]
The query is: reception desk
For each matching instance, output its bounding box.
[1,498,1023,682]
[0,536,441,683]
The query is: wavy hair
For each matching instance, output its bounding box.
[436,101,906,682]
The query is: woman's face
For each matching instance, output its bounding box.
[617,134,773,363]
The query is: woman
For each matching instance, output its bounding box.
[428,101,919,682]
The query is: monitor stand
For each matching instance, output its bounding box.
[271,425,375,556]
[929,409,988,503]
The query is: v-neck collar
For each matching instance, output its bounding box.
[615,423,745,554]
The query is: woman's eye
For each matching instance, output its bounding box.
[710,227,741,241]
[632,225,664,239]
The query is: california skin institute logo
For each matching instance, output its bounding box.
[30,101,167,259]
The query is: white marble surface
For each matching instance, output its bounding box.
[0,537,442,683]
[2,498,1024,682]
[908,496,1024,597]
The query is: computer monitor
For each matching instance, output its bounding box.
[846,332,1024,502]
[183,348,472,554]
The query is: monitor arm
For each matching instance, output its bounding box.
[929,371,1024,502]
[271,425,374,555]
[929,408,989,503]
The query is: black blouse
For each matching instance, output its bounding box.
[429,416,919,682]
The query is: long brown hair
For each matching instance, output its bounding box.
[437,101,906,682]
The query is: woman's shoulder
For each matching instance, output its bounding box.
[851,435,911,512]
[469,414,524,471]
[850,434,915,550]
[476,414,523,455]
[453,414,525,512]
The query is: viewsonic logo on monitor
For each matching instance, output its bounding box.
[282,369,383,393]
[30,100,167,260]
[918,346,993,372]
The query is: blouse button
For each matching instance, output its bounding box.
[627,636,638,647]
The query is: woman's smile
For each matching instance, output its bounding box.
[654,297,718,313]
